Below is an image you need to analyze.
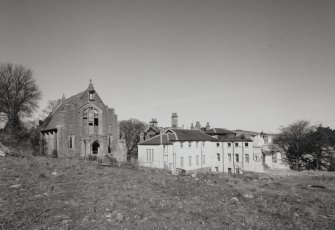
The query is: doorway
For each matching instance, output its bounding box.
[92,141,100,154]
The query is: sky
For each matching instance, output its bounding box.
[1,0,334,132]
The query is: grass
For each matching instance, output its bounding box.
[0,156,334,230]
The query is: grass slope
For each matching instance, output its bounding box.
[0,157,334,229]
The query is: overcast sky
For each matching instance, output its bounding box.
[1,0,334,132]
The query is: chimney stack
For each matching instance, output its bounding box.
[171,113,178,128]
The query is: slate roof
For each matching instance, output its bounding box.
[206,128,235,135]
[138,133,175,145]
[40,91,86,131]
[166,129,216,142]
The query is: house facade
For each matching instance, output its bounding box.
[234,129,288,169]
[138,129,263,174]
[40,81,126,161]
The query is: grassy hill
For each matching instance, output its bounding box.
[0,156,334,229]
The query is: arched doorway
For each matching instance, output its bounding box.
[92,141,100,155]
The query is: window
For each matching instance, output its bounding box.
[189,156,192,166]
[245,154,249,163]
[188,142,192,147]
[196,142,199,148]
[202,155,205,165]
[89,92,94,100]
[244,142,249,147]
[196,155,199,165]
[68,136,74,149]
[152,149,154,161]
[216,143,220,147]
[228,168,232,174]
[149,149,151,161]
[83,107,99,135]
[180,157,184,167]
[146,149,149,161]
[228,143,231,147]
[235,154,239,162]
[235,142,239,147]
[217,153,220,161]
[228,154,231,162]
[236,168,240,174]
[264,136,268,145]
[180,142,183,148]
[215,167,219,173]
[202,142,205,147]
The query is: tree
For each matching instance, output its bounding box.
[303,126,335,171]
[119,119,147,159]
[0,63,41,133]
[39,99,60,120]
[274,120,313,170]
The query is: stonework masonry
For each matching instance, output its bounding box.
[40,81,126,162]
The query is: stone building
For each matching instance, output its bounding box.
[40,81,126,161]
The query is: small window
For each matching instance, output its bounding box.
[217,153,220,161]
[216,143,220,147]
[236,168,240,174]
[188,142,192,147]
[228,168,232,174]
[180,157,184,167]
[68,136,73,149]
[196,155,199,165]
[152,149,154,161]
[215,167,219,173]
[202,155,206,165]
[228,143,231,147]
[202,142,205,147]
[228,154,232,162]
[245,154,249,163]
[235,142,238,147]
[94,118,99,126]
[189,156,192,166]
[196,142,199,147]
[89,93,94,100]
[146,149,149,161]
[180,142,183,148]
[244,142,248,147]
[235,154,239,162]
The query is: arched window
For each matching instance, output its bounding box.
[83,107,99,135]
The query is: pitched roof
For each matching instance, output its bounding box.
[165,129,216,142]
[234,129,261,136]
[206,128,235,135]
[41,91,86,131]
[138,133,175,145]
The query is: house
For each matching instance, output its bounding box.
[141,118,161,142]
[0,113,8,130]
[234,129,288,169]
[138,129,216,173]
[137,128,263,174]
[40,80,126,161]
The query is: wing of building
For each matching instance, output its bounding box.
[40,81,126,161]
[137,128,264,174]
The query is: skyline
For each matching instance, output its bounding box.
[1,0,335,132]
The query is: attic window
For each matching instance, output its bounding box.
[89,92,94,100]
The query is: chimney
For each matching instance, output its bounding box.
[206,122,210,131]
[195,121,201,130]
[171,113,178,128]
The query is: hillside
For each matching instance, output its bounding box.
[0,157,334,229]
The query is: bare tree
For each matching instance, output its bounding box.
[119,119,147,159]
[0,63,41,132]
[40,99,60,120]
